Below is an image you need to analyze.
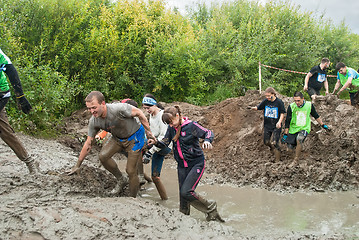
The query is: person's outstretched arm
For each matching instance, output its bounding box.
[4,64,32,114]
[68,136,94,175]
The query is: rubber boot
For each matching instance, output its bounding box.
[190,196,225,222]
[179,200,190,215]
[111,175,128,195]
[23,156,40,174]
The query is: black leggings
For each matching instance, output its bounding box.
[178,160,205,210]
[349,92,359,106]
[263,127,281,150]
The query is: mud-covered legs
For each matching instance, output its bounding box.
[177,161,224,222]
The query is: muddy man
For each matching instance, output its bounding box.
[282,91,329,166]
[68,91,155,197]
[0,48,40,174]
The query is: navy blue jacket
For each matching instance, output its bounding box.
[161,117,214,168]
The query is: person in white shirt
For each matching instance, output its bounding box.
[142,94,172,200]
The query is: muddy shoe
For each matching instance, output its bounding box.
[288,160,298,168]
[206,209,225,223]
[139,174,146,186]
[111,176,128,195]
[273,149,281,162]
[299,161,307,168]
[23,156,41,174]
[144,173,152,183]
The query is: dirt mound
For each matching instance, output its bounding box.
[200,91,359,192]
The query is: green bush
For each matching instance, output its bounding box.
[7,47,78,137]
[0,0,359,135]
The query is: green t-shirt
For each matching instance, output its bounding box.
[289,101,312,134]
[0,48,11,92]
[337,67,359,93]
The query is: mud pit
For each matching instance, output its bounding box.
[0,91,358,239]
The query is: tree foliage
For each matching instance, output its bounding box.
[0,0,358,135]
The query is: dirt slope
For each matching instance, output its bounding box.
[199,91,359,192]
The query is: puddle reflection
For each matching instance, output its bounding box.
[138,161,359,237]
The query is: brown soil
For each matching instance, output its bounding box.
[202,91,359,192]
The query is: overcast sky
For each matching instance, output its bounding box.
[166,0,359,34]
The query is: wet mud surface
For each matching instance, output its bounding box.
[1,91,359,239]
[0,136,241,240]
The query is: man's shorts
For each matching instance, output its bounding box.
[349,92,359,106]
[286,130,308,148]
[117,124,145,151]
[307,87,320,97]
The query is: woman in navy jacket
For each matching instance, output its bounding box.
[149,105,224,222]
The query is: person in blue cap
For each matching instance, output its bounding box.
[142,94,172,200]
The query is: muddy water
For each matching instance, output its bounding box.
[134,161,359,238]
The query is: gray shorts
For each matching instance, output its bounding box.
[307,87,320,97]
[286,130,308,148]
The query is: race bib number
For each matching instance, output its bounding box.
[317,73,326,83]
[264,106,278,119]
[296,111,307,126]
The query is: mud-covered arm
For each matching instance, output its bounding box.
[338,77,353,95]
[68,136,94,175]
[324,79,329,94]
[276,112,285,129]
[276,100,286,128]
[131,107,154,140]
[332,78,340,94]
[303,72,313,91]
[151,126,172,149]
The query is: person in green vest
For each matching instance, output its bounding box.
[282,91,329,167]
[0,48,40,174]
[332,62,359,106]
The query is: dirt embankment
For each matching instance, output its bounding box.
[202,91,359,192]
